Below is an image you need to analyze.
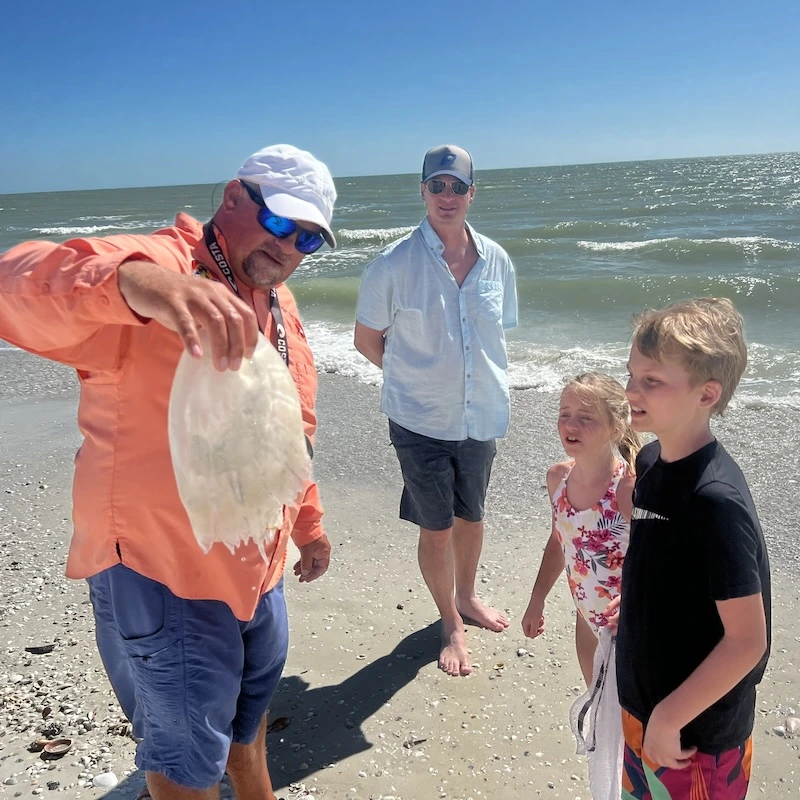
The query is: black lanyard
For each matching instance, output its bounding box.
[203,224,289,367]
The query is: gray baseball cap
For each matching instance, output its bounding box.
[421,144,474,185]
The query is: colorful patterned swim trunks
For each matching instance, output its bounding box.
[621,710,752,799]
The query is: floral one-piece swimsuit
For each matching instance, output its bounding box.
[552,460,629,633]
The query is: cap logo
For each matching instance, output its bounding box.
[441,153,456,166]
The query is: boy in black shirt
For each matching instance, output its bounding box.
[616,297,771,799]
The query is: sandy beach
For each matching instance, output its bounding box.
[1,350,798,799]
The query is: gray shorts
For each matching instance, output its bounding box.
[389,420,497,532]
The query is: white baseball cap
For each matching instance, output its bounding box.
[237,144,337,248]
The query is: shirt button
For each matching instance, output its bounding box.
[465,346,470,351]
[462,317,466,322]
[466,400,471,404]
[467,374,471,378]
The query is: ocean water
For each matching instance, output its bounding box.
[2,153,798,409]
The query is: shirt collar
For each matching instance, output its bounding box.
[419,217,485,260]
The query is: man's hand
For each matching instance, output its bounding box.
[603,595,621,633]
[643,707,697,769]
[118,260,258,371]
[293,534,331,583]
[521,597,545,638]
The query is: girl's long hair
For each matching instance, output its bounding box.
[563,372,642,473]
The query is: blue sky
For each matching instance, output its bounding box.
[3,0,799,192]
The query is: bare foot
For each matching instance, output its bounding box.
[456,596,509,632]
[439,626,471,677]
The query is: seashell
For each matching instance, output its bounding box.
[92,772,119,789]
[24,644,55,655]
[403,737,428,749]
[28,737,50,753]
[266,716,291,733]
[41,738,72,758]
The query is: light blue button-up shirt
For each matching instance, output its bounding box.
[356,218,518,441]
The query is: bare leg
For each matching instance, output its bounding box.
[226,714,279,800]
[145,715,278,800]
[575,612,599,688]
[146,773,220,800]
[418,527,471,676]
[452,517,509,632]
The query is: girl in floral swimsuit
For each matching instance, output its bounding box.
[522,372,641,686]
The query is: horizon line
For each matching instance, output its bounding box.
[2,149,798,197]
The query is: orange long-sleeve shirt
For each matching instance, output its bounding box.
[0,213,324,620]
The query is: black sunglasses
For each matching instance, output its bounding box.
[425,178,471,196]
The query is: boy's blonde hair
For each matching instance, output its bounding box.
[563,372,642,472]
[631,297,747,415]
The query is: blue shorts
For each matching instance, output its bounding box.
[88,564,289,789]
[389,419,497,531]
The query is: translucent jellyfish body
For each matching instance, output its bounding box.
[168,334,310,558]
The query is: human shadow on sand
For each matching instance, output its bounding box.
[268,621,440,790]
[99,621,440,798]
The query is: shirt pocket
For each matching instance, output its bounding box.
[476,280,503,321]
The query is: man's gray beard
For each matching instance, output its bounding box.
[243,251,287,290]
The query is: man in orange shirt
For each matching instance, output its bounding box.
[0,144,335,800]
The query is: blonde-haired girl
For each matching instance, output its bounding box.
[522,372,641,684]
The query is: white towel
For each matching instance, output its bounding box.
[569,628,624,800]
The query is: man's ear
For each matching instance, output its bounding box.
[221,180,244,211]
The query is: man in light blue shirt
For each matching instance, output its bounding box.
[354,144,518,678]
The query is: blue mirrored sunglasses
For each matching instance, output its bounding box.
[241,181,326,255]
